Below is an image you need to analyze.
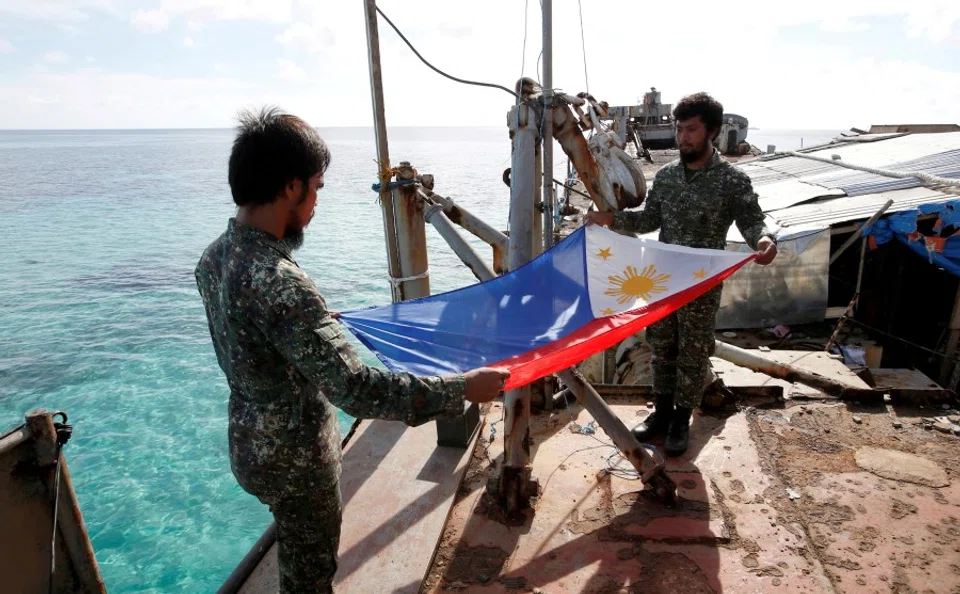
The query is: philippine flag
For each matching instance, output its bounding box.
[339,225,755,391]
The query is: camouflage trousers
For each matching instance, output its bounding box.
[647,285,722,410]
[258,472,343,594]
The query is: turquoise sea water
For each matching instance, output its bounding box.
[0,127,834,592]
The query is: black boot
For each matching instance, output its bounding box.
[631,394,674,441]
[665,406,692,457]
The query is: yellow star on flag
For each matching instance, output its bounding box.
[602,308,615,316]
[693,268,707,279]
[597,247,612,261]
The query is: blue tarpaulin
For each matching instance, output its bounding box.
[863,199,960,277]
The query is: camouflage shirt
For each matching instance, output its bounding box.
[195,219,466,492]
[612,149,773,251]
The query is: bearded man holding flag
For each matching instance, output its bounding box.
[585,92,778,456]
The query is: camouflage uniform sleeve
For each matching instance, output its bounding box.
[729,169,773,251]
[610,171,663,234]
[255,268,467,426]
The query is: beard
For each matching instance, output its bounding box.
[281,225,304,251]
[678,136,711,164]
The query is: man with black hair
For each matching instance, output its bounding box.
[195,106,508,593]
[585,92,777,456]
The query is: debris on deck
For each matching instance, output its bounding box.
[423,358,960,593]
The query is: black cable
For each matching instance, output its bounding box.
[49,412,72,594]
[375,6,519,100]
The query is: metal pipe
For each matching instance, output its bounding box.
[541,0,554,250]
[394,168,430,299]
[828,198,894,265]
[712,341,878,400]
[533,133,544,255]
[556,369,660,479]
[421,190,509,253]
[500,103,538,511]
[363,0,404,303]
[424,204,496,282]
[217,523,277,594]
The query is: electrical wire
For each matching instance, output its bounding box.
[375,5,518,100]
[577,0,589,93]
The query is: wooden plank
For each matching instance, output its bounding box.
[238,418,479,593]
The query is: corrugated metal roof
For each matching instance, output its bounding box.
[737,131,960,232]
[766,187,957,229]
[808,148,960,196]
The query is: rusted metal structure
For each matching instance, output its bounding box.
[0,410,105,594]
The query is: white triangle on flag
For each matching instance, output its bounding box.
[584,225,751,318]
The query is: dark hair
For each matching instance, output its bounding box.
[673,92,724,136]
[228,106,331,207]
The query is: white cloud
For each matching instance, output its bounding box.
[125,0,294,32]
[0,40,14,54]
[184,37,195,48]
[0,69,260,128]
[43,51,71,64]
[275,59,306,82]
[0,0,958,130]
[820,18,871,33]
[131,9,171,32]
[275,23,334,54]
[0,0,119,21]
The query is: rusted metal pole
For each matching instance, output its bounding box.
[713,341,878,401]
[424,204,496,282]
[393,163,431,298]
[363,0,405,303]
[556,369,661,478]
[500,102,539,512]
[541,0,554,250]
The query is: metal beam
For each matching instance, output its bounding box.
[541,0,554,250]
[424,204,496,282]
[500,103,538,512]
[363,0,404,303]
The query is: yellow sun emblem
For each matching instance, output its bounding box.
[597,247,613,261]
[604,265,671,304]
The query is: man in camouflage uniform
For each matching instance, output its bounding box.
[585,92,777,456]
[195,107,508,593]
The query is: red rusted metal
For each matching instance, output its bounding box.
[1,410,105,594]
[552,104,608,212]
[394,162,430,300]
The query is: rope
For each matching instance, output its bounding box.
[772,150,960,189]
[371,178,417,193]
[387,267,430,287]
[375,6,518,99]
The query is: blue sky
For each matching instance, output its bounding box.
[0,0,957,129]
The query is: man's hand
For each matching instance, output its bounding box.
[756,236,778,266]
[463,368,511,403]
[583,211,614,228]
